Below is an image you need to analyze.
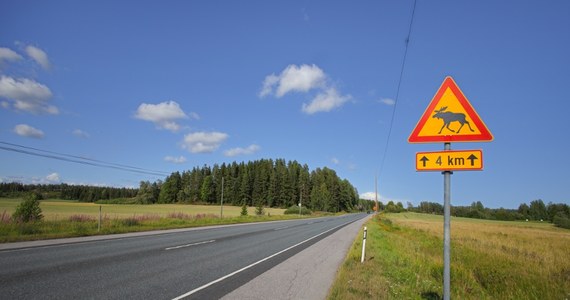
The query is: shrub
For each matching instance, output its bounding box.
[12,194,43,223]
[553,213,570,229]
[240,204,248,216]
[255,204,265,216]
[284,205,312,215]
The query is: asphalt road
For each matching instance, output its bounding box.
[0,213,367,299]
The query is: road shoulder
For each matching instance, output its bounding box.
[222,214,371,300]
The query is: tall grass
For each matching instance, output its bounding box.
[0,211,302,243]
[329,213,570,300]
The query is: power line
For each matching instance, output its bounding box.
[0,141,170,177]
[377,0,417,185]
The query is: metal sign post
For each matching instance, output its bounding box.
[408,76,493,300]
[442,143,452,300]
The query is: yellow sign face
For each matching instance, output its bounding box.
[416,150,483,171]
[409,77,493,143]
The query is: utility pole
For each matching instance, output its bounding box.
[375,175,378,213]
[220,177,224,218]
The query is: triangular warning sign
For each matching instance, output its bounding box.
[408,76,493,143]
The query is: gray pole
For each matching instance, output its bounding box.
[220,177,224,219]
[98,205,102,232]
[443,142,452,300]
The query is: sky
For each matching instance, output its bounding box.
[1,0,569,209]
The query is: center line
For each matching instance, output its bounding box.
[165,240,215,251]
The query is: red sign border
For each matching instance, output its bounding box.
[408,77,493,143]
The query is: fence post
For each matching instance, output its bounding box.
[361,226,367,263]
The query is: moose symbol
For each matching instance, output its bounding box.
[432,106,475,134]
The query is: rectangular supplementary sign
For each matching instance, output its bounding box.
[416,150,483,171]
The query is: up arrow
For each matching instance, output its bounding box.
[467,154,478,166]
[420,156,429,167]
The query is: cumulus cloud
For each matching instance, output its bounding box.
[46,172,60,183]
[379,98,395,106]
[259,64,326,98]
[0,47,23,64]
[260,64,351,114]
[360,192,379,201]
[302,87,351,114]
[14,124,44,138]
[181,131,228,153]
[25,45,51,70]
[134,101,189,132]
[224,144,260,157]
[0,75,57,114]
[72,129,89,138]
[360,192,408,204]
[164,155,187,164]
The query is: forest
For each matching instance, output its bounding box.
[0,159,361,213]
[136,159,360,212]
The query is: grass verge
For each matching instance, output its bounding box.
[328,213,570,300]
[0,198,297,243]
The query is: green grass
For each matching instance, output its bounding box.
[329,213,570,300]
[0,197,291,242]
[0,198,285,219]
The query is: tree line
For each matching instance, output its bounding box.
[409,199,570,228]
[136,159,360,212]
[0,182,137,202]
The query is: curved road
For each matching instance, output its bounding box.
[0,213,367,299]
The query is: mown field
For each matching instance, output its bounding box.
[329,212,570,300]
[0,198,288,242]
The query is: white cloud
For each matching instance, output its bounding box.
[380,98,395,106]
[72,129,89,138]
[259,74,279,98]
[0,75,57,114]
[331,157,340,165]
[260,64,351,114]
[302,87,351,114]
[25,46,51,70]
[182,131,228,153]
[360,192,379,201]
[260,64,326,98]
[14,124,44,139]
[224,144,260,157]
[164,155,187,164]
[188,112,201,120]
[134,101,189,132]
[46,172,60,183]
[360,192,408,204]
[0,47,23,64]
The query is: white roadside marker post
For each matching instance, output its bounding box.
[361,226,367,263]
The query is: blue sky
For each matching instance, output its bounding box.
[1,1,568,209]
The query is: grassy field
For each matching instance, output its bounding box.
[329,212,570,300]
[0,198,285,220]
[0,198,289,242]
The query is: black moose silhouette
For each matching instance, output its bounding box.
[432,106,475,134]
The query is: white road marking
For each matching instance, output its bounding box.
[273,226,290,231]
[172,219,356,300]
[165,240,215,251]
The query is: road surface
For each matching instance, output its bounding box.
[0,213,368,299]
